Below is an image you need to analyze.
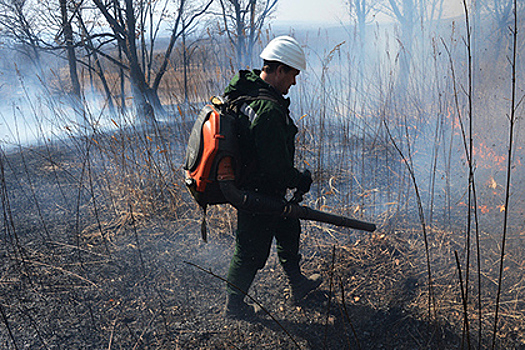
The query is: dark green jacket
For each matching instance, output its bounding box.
[224,70,301,196]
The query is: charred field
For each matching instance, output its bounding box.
[0,119,524,350]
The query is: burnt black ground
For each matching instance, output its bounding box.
[0,138,520,349]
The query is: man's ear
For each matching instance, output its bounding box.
[275,64,285,75]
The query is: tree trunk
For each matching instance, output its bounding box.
[146,88,165,116]
[396,23,413,100]
[60,0,81,97]
[124,0,154,123]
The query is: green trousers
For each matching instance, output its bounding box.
[226,210,302,296]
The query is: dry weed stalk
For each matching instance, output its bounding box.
[460,1,483,345]
[338,276,362,350]
[383,118,436,321]
[455,250,472,350]
[0,302,19,350]
[323,245,337,349]
[491,0,521,348]
[442,6,482,341]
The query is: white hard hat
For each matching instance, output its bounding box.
[260,36,306,71]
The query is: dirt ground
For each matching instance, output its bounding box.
[0,137,523,349]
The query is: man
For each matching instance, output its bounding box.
[222,36,322,319]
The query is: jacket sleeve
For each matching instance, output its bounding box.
[250,101,301,191]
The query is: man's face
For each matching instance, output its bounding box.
[274,66,300,95]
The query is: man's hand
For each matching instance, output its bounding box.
[297,169,313,193]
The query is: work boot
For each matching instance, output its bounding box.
[223,294,260,320]
[288,273,323,304]
[284,264,323,304]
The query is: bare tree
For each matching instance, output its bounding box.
[6,0,139,115]
[87,0,213,119]
[75,8,117,115]
[481,0,524,59]
[485,0,515,30]
[346,0,379,86]
[0,0,43,69]
[383,0,418,98]
[0,0,83,101]
[381,0,444,98]
[217,0,278,69]
[347,0,378,52]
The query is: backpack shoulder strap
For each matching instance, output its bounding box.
[226,89,281,109]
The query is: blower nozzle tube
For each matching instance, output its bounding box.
[282,204,376,232]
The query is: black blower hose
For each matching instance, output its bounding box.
[219,180,285,215]
[219,180,376,232]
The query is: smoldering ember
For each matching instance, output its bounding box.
[0,0,524,349]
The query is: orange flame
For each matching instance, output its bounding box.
[473,142,507,170]
[479,205,489,214]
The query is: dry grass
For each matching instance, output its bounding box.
[1,123,525,348]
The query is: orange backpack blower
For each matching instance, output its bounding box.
[184,96,239,209]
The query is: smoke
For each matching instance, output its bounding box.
[280,13,525,230]
[0,52,134,148]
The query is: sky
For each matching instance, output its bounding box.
[273,0,349,26]
[273,0,464,26]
